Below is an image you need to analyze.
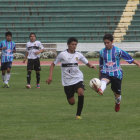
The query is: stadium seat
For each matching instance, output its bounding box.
[0,0,128,43]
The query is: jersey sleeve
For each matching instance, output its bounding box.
[26,43,28,52]
[39,41,44,50]
[0,41,2,49]
[99,51,103,68]
[79,53,88,64]
[53,53,62,65]
[13,42,16,51]
[120,50,134,64]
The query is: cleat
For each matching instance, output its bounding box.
[5,83,10,88]
[26,84,31,89]
[115,103,120,112]
[98,88,103,95]
[76,116,82,120]
[2,83,7,88]
[36,84,40,88]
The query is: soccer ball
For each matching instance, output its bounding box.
[89,78,101,90]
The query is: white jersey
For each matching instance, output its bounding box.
[54,50,88,86]
[26,40,44,59]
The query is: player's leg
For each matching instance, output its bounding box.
[4,62,12,88]
[111,77,122,112]
[64,85,75,105]
[68,97,75,105]
[26,59,33,88]
[36,71,40,88]
[26,70,32,88]
[75,81,85,119]
[1,63,6,84]
[76,87,84,119]
[34,58,41,88]
[95,73,110,95]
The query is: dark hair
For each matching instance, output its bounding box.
[5,31,12,37]
[103,34,114,42]
[67,37,78,45]
[29,32,36,38]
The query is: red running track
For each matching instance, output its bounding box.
[10,61,140,66]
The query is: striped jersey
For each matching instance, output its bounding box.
[54,50,88,86]
[0,40,16,63]
[99,46,134,79]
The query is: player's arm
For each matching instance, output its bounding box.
[99,52,103,79]
[13,43,16,53]
[0,42,6,50]
[86,63,96,69]
[35,42,45,55]
[121,50,140,67]
[80,53,96,69]
[46,52,62,85]
[23,51,28,63]
[46,63,55,84]
[132,60,140,67]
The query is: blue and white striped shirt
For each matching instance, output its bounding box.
[99,46,134,79]
[0,40,16,63]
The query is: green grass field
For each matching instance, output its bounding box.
[0,66,140,140]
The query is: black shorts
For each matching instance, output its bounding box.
[100,73,122,95]
[27,58,41,71]
[1,62,12,71]
[64,81,85,99]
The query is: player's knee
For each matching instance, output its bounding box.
[7,69,11,73]
[77,89,84,96]
[68,98,75,105]
[69,101,75,105]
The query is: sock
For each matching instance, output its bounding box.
[5,73,11,84]
[27,71,31,85]
[115,95,121,104]
[36,72,40,84]
[76,96,84,116]
[100,80,107,92]
[2,74,6,82]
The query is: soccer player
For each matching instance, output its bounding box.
[46,37,96,119]
[23,33,44,89]
[0,31,16,88]
[95,34,140,112]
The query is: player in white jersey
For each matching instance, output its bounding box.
[46,37,96,119]
[23,33,44,89]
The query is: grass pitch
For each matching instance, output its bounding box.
[0,66,139,140]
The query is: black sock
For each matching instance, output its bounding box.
[76,96,84,116]
[27,71,31,84]
[36,72,40,84]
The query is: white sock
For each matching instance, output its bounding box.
[100,80,107,92]
[2,75,6,82]
[115,95,121,104]
[5,73,11,84]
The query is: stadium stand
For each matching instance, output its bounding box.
[0,0,127,43]
[0,0,140,52]
[123,3,140,42]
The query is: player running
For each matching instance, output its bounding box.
[0,31,16,88]
[95,34,140,112]
[23,33,44,89]
[46,37,96,119]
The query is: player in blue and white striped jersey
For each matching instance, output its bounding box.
[0,31,16,88]
[96,34,140,112]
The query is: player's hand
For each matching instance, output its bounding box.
[23,59,26,63]
[90,65,96,69]
[2,47,6,50]
[137,63,140,68]
[46,77,52,85]
[34,51,40,55]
